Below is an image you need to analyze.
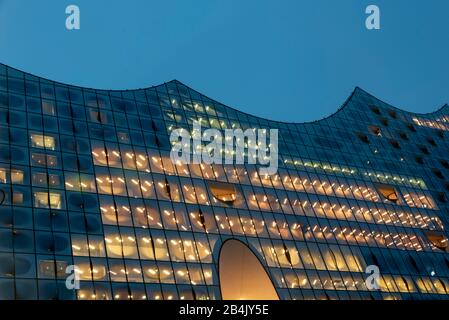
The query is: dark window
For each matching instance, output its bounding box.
[398,131,408,140]
[436,192,447,203]
[415,156,424,164]
[418,145,430,155]
[389,139,400,149]
[427,137,437,147]
[356,133,369,144]
[406,123,416,132]
[370,105,381,115]
[440,159,449,169]
[9,94,25,110]
[432,169,444,180]
[388,110,397,119]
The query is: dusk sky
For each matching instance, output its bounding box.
[0,0,448,122]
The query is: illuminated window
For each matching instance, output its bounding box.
[71,234,90,256]
[12,191,24,204]
[433,279,448,294]
[31,153,58,168]
[30,134,56,150]
[208,181,237,204]
[38,260,67,278]
[0,169,24,184]
[91,147,108,166]
[31,153,45,167]
[375,184,400,204]
[32,172,48,186]
[395,276,415,293]
[104,229,138,258]
[0,169,6,183]
[425,231,448,251]
[11,170,24,184]
[75,262,107,281]
[34,191,62,209]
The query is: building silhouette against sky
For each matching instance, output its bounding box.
[1,63,449,300]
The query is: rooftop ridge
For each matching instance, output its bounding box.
[1,62,447,125]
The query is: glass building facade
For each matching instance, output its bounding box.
[1,62,449,300]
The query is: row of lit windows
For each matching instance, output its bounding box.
[1,165,445,248]
[69,259,215,287]
[32,258,449,297]
[24,131,432,196]
[91,147,435,209]
[0,187,64,209]
[275,269,449,295]
[101,195,445,253]
[71,264,449,296]
[413,117,449,132]
[0,159,440,227]
[5,131,439,215]
[282,157,427,189]
[98,198,436,251]
[72,229,213,264]
[5,162,436,217]
[90,150,439,224]
[0,232,447,297]
[2,174,444,251]
[67,222,443,277]
[91,172,442,231]
[70,231,365,273]
[76,283,213,300]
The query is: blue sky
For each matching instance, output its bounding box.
[0,0,448,122]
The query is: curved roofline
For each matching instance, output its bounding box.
[174,78,358,125]
[353,86,449,117]
[1,62,447,125]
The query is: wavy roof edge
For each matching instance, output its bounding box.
[1,62,448,125]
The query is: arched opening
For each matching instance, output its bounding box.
[219,239,279,300]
